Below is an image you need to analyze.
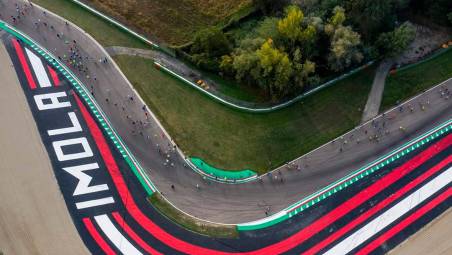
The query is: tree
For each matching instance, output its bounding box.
[232,50,261,84]
[191,27,230,57]
[278,5,305,43]
[328,25,363,71]
[325,6,363,71]
[292,48,316,89]
[190,27,231,71]
[346,0,396,38]
[329,5,346,27]
[256,17,281,42]
[256,39,293,98]
[278,5,317,55]
[222,37,265,84]
[324,6,346,35]
[376,22,416,57]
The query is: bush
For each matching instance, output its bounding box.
[191,27,231,57]
[376,22,416,57]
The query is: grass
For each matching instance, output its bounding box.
[380,49,452,111]
[85,0,253,46]
[148,193,238,238]
[114,55,376,174]
[208,72,262,103]
[32,0,150,48]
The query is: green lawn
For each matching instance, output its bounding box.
[380,49,452,111]
[114,55,375,174]
[32,0,149,48]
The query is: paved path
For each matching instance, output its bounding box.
[105,45,220,94]
[1,0,451,224]
[0,37,89,255]
[361,60,394,122]
[106,45,204,82]
[106,45,154,59]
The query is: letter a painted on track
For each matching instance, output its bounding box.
[34,92,71,110]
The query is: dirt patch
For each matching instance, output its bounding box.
[389,209,452,255]
[395,23,451,66]
[85,0,252,46]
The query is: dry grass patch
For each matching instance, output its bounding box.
[86,0,252,45]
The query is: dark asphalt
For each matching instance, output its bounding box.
[5,33,451,254]
[0,0,450,226]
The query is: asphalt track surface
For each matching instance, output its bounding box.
[0,36,89,255]
[2,30,452,254]
[1,0,450,225]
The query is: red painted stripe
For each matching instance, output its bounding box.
[303,155,452,255]
[73,94,229,255]
[246,135,451,255]
[355,188,452,255]
[83,217,116,255]
[47,65,60,86]
[74,91,451,255]
[112,212,163,255]
[11,39,37,89]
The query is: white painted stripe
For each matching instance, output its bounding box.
[75,197,115,209]
[25,47,51,87]
[94,214,142,255]
[323,167,452,255]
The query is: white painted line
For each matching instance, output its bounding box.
[75,197,115,209]
[323,166,452,255]
[94,214,142,255]
[25,47,52,87]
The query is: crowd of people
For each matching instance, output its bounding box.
[2,1,186,178]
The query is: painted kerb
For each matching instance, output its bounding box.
[238,120,452,230]
[189,157,257,183]
[0,21,157,195]
[3,21,450,231]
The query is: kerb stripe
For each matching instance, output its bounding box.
[73,87,452,255]
[112,212,164,255]
[48,65,60,86]
[83,217,116,255]
[11,39,37,89]
[303,155,451,255]
[25,47,51,88]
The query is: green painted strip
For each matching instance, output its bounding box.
[237,121,451,230]
[124,157,153,195]
[190,157,257,181]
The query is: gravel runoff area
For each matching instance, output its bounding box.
[0,37,88,255]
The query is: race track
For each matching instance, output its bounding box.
[1,31,451,254]
[0,1,451,254]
